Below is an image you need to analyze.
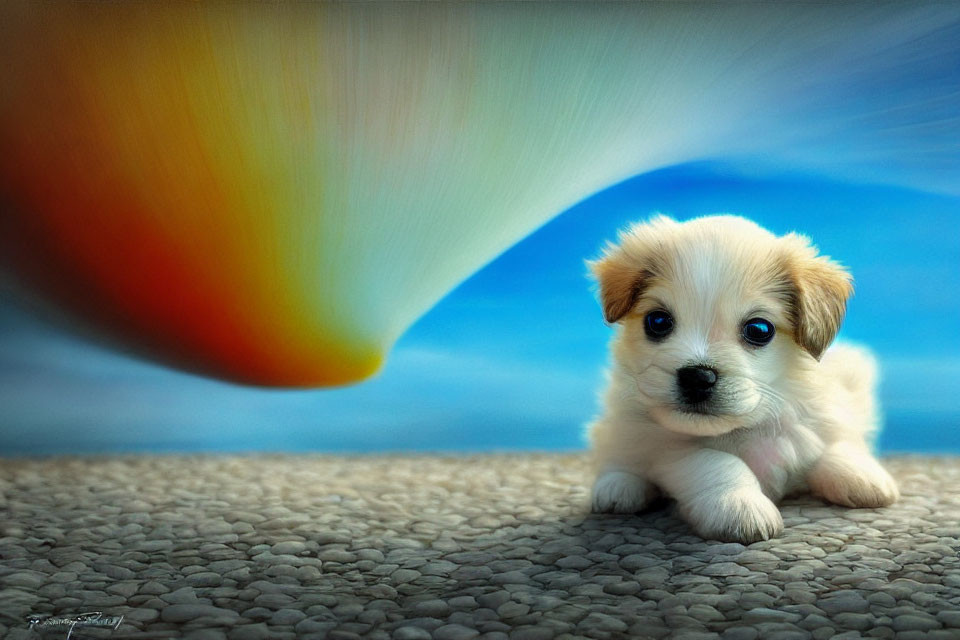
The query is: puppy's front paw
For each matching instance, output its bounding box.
[808,450,900,508]
[682,488,784,544]
[591,471,655,514]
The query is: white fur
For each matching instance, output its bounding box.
[591,470,658,514]
[587,215,898,543]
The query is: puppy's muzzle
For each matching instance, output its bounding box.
[677,365,718,405]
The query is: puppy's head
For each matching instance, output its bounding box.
[590,215,851,436]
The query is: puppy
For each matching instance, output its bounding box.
[587,215,898,543]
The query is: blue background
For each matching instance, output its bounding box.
[2,161,959,455]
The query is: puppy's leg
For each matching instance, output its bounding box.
[591,468,658,514]
[655,448,783,543]
[807,441,899,508]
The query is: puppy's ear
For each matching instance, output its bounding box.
[589,215,674,324]
[588,249,650,324]
[780,233,853,360]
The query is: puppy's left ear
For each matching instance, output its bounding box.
[780,233,853,360]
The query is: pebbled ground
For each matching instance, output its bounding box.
[0,454,958,640]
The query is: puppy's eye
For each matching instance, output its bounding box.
[742,318,775,346]
[644,310,674,340]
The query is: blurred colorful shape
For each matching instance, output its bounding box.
[0,2,957,386]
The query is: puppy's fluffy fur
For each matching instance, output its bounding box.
[588,215,898,543]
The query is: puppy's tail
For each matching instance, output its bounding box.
[822,342,881,444]
[822,342,879,396]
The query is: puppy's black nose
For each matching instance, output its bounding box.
[677,366,718,404]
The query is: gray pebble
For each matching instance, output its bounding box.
[94,563,136,580]
[319,549,357,563]
[271,608,307,625]
[621,554,662,571]
[392,569,421,583]
[271,541,307,555]
[433,624,480,640]
[579,612,628,632]
[687,604,724,622]
[819,591,870,615]
[228,623,272,640]
[508,627,553,640]
[421,560,458,576]
[160,604,240,623]
[209,560,248,573]
[254,592,296,608]
[411,599,451,618]
[866,592,896,608]
[123,607,160,622]
[742,608,801,623]
[834,613,872,631]
[700,562,751,577]
[893,613,942,631]
[496,602,530,618]
[4,572,45,589]
[186,571,223,587]
[106,581,139,598]
[454,566,494,581]
[393,626,432,640]
[603,581,641,595]
[937,611,960,627]
[707,543,747,556]
[160,586,200,604]
[184,631,228,640]
[449,596,479,610]
[556,555,592,570]
[477,591,512,609]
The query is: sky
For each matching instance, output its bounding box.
[2,161,958,455]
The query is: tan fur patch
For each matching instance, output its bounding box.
[778,234,853,360]
[588,217,677,324]
[590,256,651,324]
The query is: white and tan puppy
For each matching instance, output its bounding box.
[587,215,898,543]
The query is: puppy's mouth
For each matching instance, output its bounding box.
[651,402,744,437]
[675,402,721,417]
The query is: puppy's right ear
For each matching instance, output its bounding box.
[588,245,651,324]
[589,216,673,324]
